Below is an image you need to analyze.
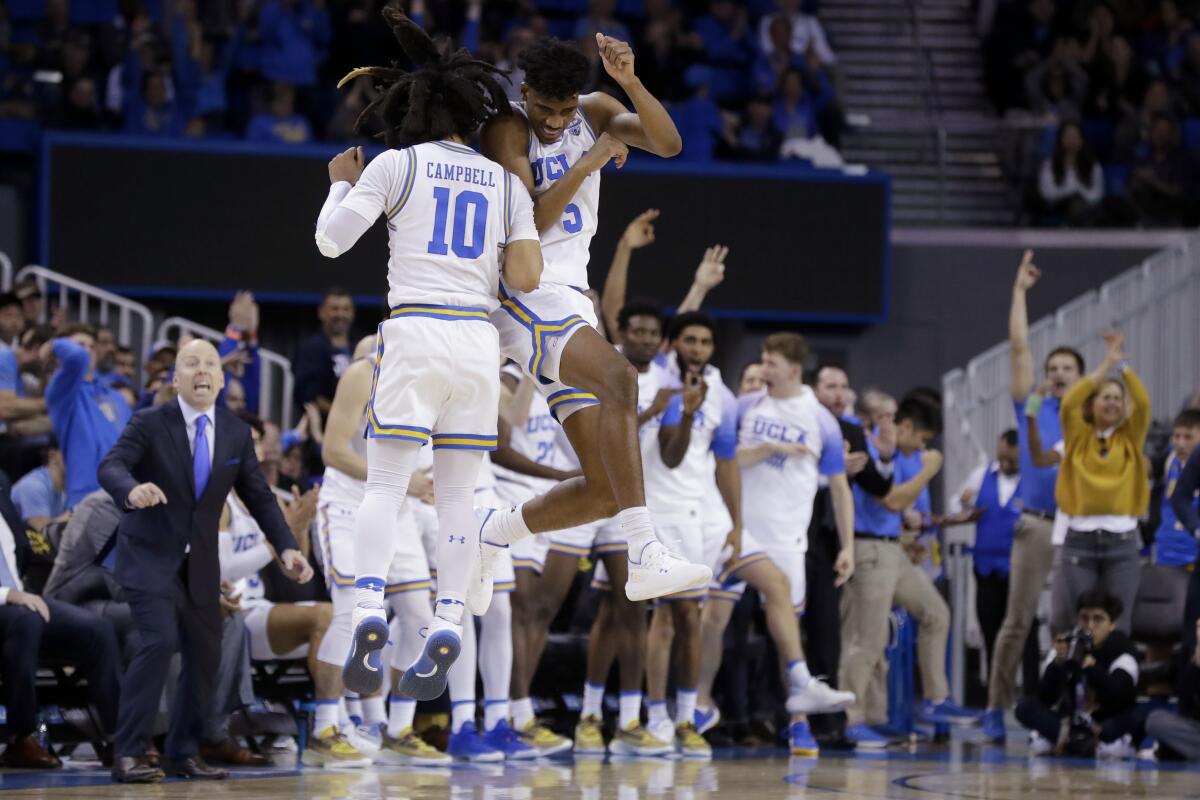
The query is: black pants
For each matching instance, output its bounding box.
[1015,697,1143,744]
[1183,567,1200,664]
[0,598,120,738]
[115,575,221,760]
[975,570,1042,697]
[804,524,844,735]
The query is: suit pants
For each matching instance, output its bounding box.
[115,572,221,760]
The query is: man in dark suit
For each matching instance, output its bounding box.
[98,340,313,783]
[805,366,895,745]
[0,470,121,769]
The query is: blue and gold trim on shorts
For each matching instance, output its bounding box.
[494,580,516,593]
[546,388,600,421]
[512,557,544,575]
[547,540,592,558]
[497,285,592,385]
[708,587,743,603]
[717,551,770,584]
[388,304,491,322]
[431,433,498,451]
[594,542,629,556]
[320,509,432,593]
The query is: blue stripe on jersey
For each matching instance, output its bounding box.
[433,140,478,154]
[578,108,597,140]
[385,148,417,220]
[503,171,512,242]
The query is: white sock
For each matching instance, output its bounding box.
[448,615,478,725]
[484,700,510,731]
[432,450,484,619]
[451,700,475,734]
[619,507,656,562]
[485,504,534,546]
[480,594,513,710]
[338,697,351,728]
[676,689,697,728]
[361,694,386,728]
[582,681,605,719]
[343,694,362,725]
[646,700,670,730]
[619,692,642,730]
[512,697,535,729]
[314,700,339,735]
[387,695,416,738]
[354,439,419,609]
[788,659,812,692]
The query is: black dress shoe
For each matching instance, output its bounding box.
[164,756,229,780]
[3,736,62,769]
[112,756,164,783]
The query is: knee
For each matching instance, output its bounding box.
[313,603,333,635]
[7,609,45,645]
[486,595,513,628]
[594,356,638,407]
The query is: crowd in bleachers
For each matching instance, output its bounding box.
[0,223,1196,771]
[987,0,1200,226]
[0,0,846,164]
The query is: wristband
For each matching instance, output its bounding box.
[1024,393,1043,419]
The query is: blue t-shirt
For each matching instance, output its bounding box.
[853,438,902,537]
[0,345,21,396]
[973,466,1023,577]
[1156,453,1199,567]
[11,466,67,522]
[1014,395,1062,514]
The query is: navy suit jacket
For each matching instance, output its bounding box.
[97,401,298,604]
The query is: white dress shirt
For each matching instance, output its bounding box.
[0,510,25,604]
[178,396,216,470]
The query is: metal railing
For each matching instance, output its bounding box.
[0,252,12,291]
[17,265,154,385]
[941,233,1200,703]
[157,317,295,429]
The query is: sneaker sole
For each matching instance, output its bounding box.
[501,749,541,760]
[791,746,820,757]
[342,617,389,695]
[851,740,890,750]
[398,629,461,701]
[680,749,713,761]
[449,751,504,763]
[787,696,854,715]
[301,750,372,768]
[533,740,575,757]
[920,715,980,727]
[610,743,675,757]
[695,711,721,735]
[376,750,452,767]
[624,566,713,602]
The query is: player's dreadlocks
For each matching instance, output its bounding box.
[337,6,509,148]
[517,38,589,100]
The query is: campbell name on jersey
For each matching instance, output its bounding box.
[515,103,599,289]
[738,387,845,547]
[338,139,536,311]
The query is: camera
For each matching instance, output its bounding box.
[1065,628,1093,664]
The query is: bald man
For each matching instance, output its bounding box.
[99,339,313,783]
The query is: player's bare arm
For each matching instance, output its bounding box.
[583,34,682,157]
[482,112,626,234]
[321,358,373,482]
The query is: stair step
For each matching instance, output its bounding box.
[821,5,973,22]
[892,177,1011,195]
[826,19,976,38]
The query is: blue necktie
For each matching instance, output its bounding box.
[194,415,211,500]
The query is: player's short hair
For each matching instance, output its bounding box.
[517,38,589,100]
[999,428,1019,448]
[340,7,510,148]
[903,386,942,411]
[896,395,942,436]
[0,293,20,312]
[667,311,717,342]
[1076,588,1121,621]
[762,332,809,367]
[1045,346,1085,374]
[60,322,96,340]
[238,411,266,439]
[617,299,664,332]
[1174,409,1200,430]
[322,286,352,304]
[116,345,134,356]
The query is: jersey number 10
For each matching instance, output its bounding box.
[427,187,489,259]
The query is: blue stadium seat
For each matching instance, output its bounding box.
[1083,118,1115,157]
[6,0,44,21]
[1039,125,1056,158]
[1184,119,1200,151]
[1104,163,1130,196]
[71,0,118,25]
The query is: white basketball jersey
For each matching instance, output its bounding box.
[225,496,268,607]
[515,103,600,288]
[321,412,368,508]
[339,139,537,311]
[493,391,571,497]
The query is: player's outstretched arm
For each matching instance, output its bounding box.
[314,147,382,258]
[1009,249,1039,402]
[586,34,682,157]
[600,209,659,335]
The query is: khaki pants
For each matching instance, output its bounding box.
[838,538,950,725]
[986,512,1054,711]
